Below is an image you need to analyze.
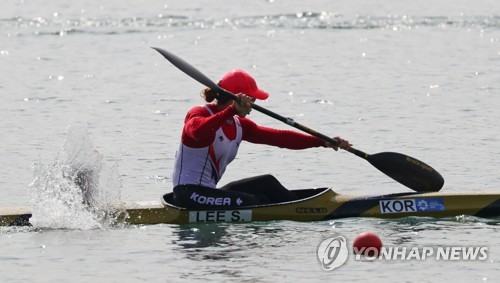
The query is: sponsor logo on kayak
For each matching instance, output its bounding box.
[188,210,252,223]
[317,236,349,271]
[379,198,445,214]
[296,207,327,213]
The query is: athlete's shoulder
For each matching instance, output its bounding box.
[186,104,211,117]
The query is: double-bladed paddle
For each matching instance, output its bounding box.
[152,47,444,192]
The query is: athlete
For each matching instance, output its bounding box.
[171,69,352,209]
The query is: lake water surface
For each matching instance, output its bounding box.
[1,0,500,282]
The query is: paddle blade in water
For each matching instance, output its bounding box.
[367,152,444,192]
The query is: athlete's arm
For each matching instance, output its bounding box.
[240,118,324,149]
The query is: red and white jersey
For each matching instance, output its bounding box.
[173,106,242,188]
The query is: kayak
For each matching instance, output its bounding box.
[2,188,500,226]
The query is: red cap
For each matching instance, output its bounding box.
[219,69,269,100]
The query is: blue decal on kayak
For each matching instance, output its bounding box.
[415,198,445,211]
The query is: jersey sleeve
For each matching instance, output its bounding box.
[240,118,325,149]
[182,105,238,148]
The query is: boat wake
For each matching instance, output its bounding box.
[28,123,123,230]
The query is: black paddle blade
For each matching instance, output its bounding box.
[152,47,227,95]
[367,152,444,192]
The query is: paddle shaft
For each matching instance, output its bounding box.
[211,80,370,158]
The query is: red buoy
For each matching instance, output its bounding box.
[353,232,383,257]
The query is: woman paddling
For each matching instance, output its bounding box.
[171,69,352,209]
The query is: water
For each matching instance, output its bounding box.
[1,0,500,281]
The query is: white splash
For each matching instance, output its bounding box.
[29,123,122,229]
